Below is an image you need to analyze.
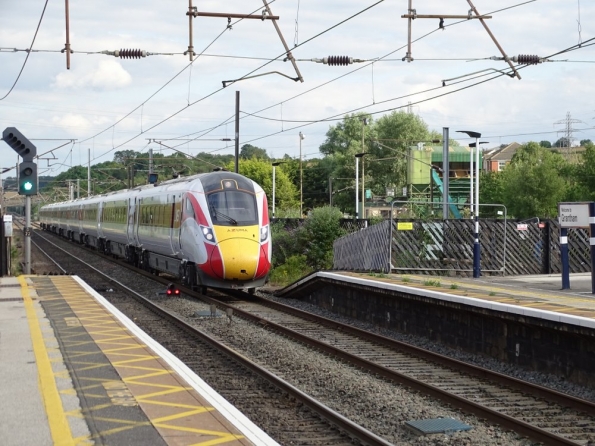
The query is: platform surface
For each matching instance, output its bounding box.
[281,271,595,327]
[0,274,278,446]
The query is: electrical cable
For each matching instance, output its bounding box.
[0,0,49,101]
[81,0,385,163]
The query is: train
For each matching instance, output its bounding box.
[38,170,272,293]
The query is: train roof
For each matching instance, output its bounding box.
[40,170,258,209]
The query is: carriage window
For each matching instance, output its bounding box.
[207,190,257,225]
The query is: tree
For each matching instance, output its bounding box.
[501,142,568,218]
[478,171,506,217]
[298,206,346,270]
[368,111,438,198]
[554,137,571,148]
[240,144,269,160]
[539,140,552,148]
[320,111,436,216]
[113,150,138,165]
[572,145,595,201]
[580,139,593,147]
[225,158,298,213]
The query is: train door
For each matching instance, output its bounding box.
[127,197,136,245]
[97,200,104,239]
[169,195,176,254]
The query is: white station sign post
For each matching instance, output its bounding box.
[557,202,595,292]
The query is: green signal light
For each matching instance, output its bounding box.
[23,181,33,191]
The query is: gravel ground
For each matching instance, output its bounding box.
[164,296,537,445]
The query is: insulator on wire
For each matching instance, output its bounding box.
[513,54,541,65]
[114,49,147,59]
[324,55,352,66]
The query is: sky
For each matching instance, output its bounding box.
[1,0,594,178]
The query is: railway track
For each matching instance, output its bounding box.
[27,225,393,446]
[26,224,595,445]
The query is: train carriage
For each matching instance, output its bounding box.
[39,170,271,292]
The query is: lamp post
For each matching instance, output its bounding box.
[355,153,366,218]
[299,132,305,216]
[272,161,286,219]
[361,118,368,219]
[457,130,482,278]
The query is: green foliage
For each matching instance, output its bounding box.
[479,171,506,217]
[320,111,435,216]
[299,206,346,270]
[500,142,568,218]
[11,237,21,276]
[226,158,299,213]
[270,206,345,284]
[240,144,269,160]
[268,255,312,286]
[368,214,385,226]
[539,140,552,148]
[572,145,595,201]
[271,220,301,267]
[424,279,441,287]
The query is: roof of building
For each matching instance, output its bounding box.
[483,142,522,162]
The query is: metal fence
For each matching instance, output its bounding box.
[333,218,590,276]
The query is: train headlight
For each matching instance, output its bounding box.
[260,224,269,242]
[200,225,215,242]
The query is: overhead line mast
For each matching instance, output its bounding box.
[401,0,520,80]
[186,0,303,84]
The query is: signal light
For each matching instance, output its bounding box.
[2,127,37,161]
[166,283,180,296]
[18,161,38,196]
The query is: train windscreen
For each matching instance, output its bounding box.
[207,190,257,225]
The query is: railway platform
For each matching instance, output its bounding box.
[278,270,595,327]
[0,274,278,446]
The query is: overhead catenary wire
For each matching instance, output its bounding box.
[9,0,588,166]
[0,0,49,101]
[77,1,278,147]
[78,0,386,164]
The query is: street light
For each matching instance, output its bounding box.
[299,132,305,216]
[457,130,482,278]
[355,153,366,218]
[271,161,286,219]
[361,118,368,219]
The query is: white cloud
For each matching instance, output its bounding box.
[52,60,132,90]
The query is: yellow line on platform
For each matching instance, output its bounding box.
[19,275,75,446]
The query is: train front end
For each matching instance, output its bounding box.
[183,172,271,290]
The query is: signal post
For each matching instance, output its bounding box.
[2,127,38,274]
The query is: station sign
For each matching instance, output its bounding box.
[558,202,590,228]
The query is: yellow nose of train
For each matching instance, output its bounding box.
[211,226,262,280]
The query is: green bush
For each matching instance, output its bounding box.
[271,220,303,267]
[269,206,346,285]
[299,206,346,270]
[269,255,312,285]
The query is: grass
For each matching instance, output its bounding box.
[423,279,441,287]
[450,283,459,290]
[401,276,410,283]
[367,271,388,278]
[10,237,22,276]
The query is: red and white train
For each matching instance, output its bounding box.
[39,170,272,293]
